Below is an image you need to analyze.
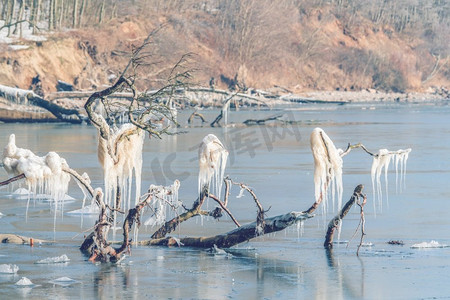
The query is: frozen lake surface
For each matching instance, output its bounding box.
[1,102,450,299]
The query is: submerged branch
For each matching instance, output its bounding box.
[324,184,365,249]
[143,211,313,248]
[151,189,208,239]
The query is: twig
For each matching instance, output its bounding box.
[228,178,265,234]
[0,173,26,186]
[356,194,367,256]
[188,111,207,124]
[208,193,241,227]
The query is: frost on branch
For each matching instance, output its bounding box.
[2,134,71,202]
[310,128,343,213]
[198,134,229,199]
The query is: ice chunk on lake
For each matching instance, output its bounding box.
[38,193,75,202]
[35,254,70,264]
[410,240,449,249]
[16,277,33,286]
[0,264,19,273]
[11,188,74,202]
[66,204,99,215]
[50,277,77,286]
[210,245,230,256]
[11,188,31,199]
[53,276,75,282]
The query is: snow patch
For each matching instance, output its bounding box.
[9,45,29,51]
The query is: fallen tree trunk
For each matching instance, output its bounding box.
[142,211,312,248]
[0,84,84,123]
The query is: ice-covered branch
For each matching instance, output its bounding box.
[151,189,208,239]
[310,128,343,214]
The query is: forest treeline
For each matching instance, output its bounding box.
[0,0,449,93]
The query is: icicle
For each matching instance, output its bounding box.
[310,128,343,213]
[296,220,304,238]
[98,123,145,213]
[371,148,411,213]
[198,134,229,200]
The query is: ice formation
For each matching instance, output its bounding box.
[371,148,411,211]
[50,277,77,286]
[15,277,33,286]
[11,188,31,199]
[236,187,245,199]
[310,128,343,213]
[75,172,91,209]
[144,180,181,227]
[97,123,145,212]
[2,134,71,204]
[66,203,100,215]
[198,134,229,200]
[0,264,19,274]
[410,240,448,249]
[35,254,70,264]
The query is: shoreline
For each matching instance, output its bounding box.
[285,88,450,104]
[1,89,449,123]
